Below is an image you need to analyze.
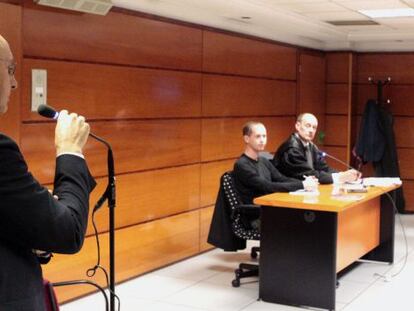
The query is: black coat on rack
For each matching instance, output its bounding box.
[355,77,406,213]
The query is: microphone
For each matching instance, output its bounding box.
[38,104,59,119]
[317,149,361,172]
[37,104,106,145]
[37,104,115,212]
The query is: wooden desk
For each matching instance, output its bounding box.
[254,184,398,311]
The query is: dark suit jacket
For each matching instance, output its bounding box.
[273,134,337,184]
[0,133,96,310]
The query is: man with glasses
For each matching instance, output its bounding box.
[0,35,96,310]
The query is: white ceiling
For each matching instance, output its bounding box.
[112,0,414,52]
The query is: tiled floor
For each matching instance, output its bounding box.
[61,215,414,311]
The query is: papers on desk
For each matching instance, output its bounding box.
[341,183,367,193]
[289,189,320,196]
[363,177,402,187]
[331,194,365,202]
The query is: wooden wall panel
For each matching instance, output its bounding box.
[322,146,348,171]
[202,75,296,117]
[403,180,414,212]
[398,148,414,180]
[355,84,385,114]
[386,86,414,116]
[21,119,201,183]
[200,206,215,251]
[326,53,350,83]
[324,115,348,146]
[394,118,414,148]
[326,84,348,115]
[23,8,202,70]
[21,59,202,120]
[201,117,295,162]
[43,210,200,303]
[357,54,414,84]
[385,86,414,116]
[298,52,326,125]
[200,159,235,207]
[357,84,414,116]
[0,3,21,142]
[203,31,297,79]
[85,164,200,235]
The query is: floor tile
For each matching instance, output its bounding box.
[160,282,258,311]
[61,215,414,311]
[115,274,195,301]
[339,261,390,284]
[336,279,371,304]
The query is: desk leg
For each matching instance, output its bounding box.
[362,195,395,263]
[259,206,337,311]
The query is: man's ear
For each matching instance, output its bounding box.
[295,121,300,132]
[243,135,249,144]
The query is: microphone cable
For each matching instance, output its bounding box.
[84,132,121,311]
[37,105,121,310]
[317,146,409,281]
[87,206,121,311]
[373,191,409,282]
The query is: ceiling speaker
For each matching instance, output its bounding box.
[34,0,113,16]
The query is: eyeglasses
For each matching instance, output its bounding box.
[0,58,16,76]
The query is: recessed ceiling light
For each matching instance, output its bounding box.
[359,8,414,18]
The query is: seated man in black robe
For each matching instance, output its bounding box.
[234,121,317,207]
[273,113,359,184]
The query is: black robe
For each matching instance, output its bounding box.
[355,99,405,213]
[273,134,337,184]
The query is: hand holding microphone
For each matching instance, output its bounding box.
[38,105,91,156]
[55,110,90,156]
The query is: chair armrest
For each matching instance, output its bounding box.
[237,204,261,210]
[232,204,261,226]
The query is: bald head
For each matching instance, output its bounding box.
[0,34,17,115]
[295,113,318,142]
[0,35,11,57]
[297,113,318,124]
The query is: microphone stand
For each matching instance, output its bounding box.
[90,133,116,311]
[323,152,359,171]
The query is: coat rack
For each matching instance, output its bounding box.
[368,76,391,105]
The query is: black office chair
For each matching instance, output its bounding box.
[221,171,261,287]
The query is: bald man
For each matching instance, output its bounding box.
[273,113,360,184]
[0,35,96,310]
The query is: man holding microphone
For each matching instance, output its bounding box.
[0,34,96,310]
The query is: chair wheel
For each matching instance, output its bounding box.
[232,279,240,287]
[235,268,242,277]
[251,251,258,259]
